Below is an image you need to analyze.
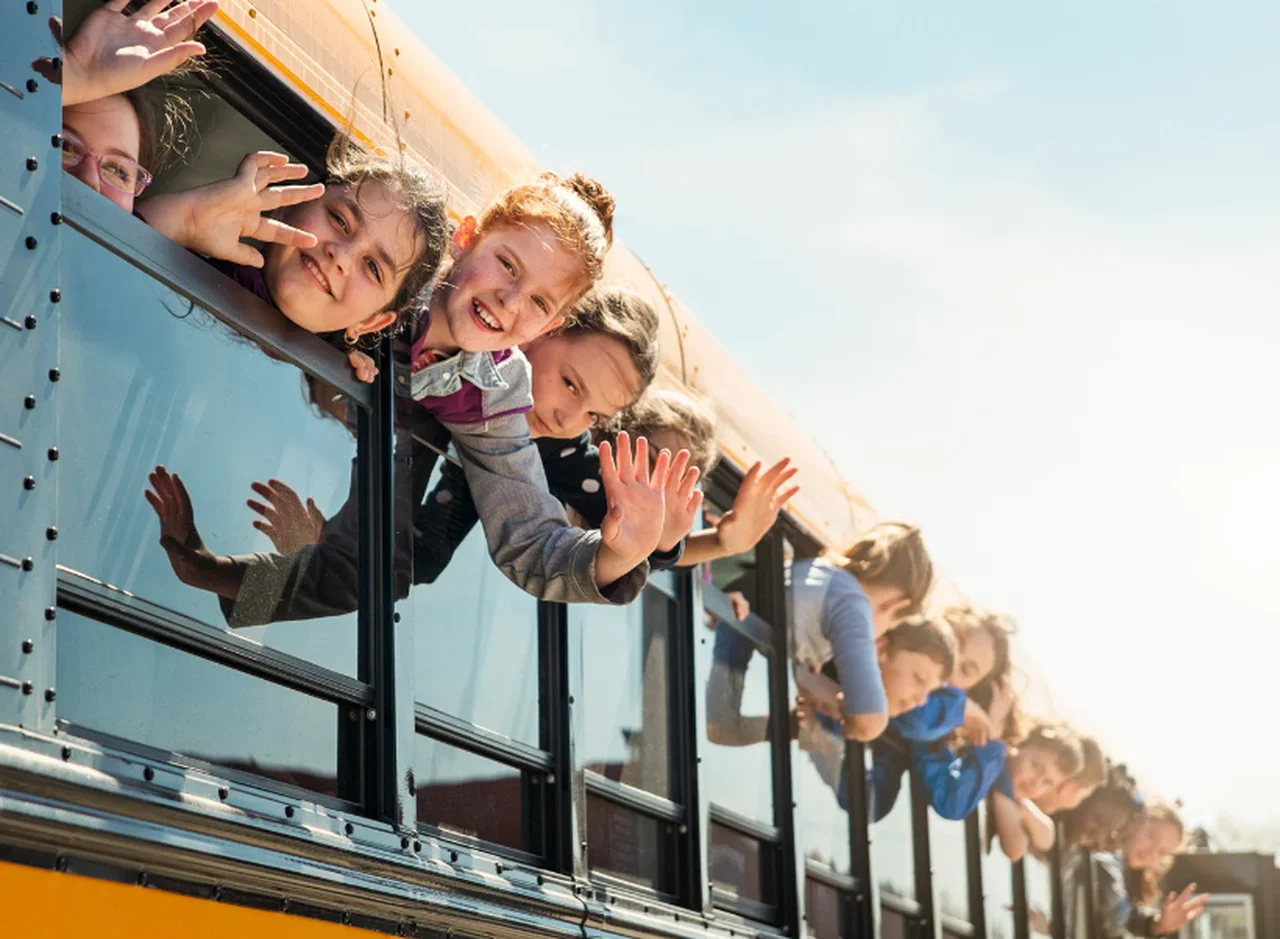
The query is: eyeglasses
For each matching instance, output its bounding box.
[59,128,153,197]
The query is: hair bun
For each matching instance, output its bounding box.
[560,172,615,246]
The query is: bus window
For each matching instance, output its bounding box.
[929,811,974,927]
[57,609,347,800]
[57,228,362,676]
[872,758,917,904]
[1025,852,1055,938]
[981,800,1017,939]
[413,735,528,853]
[402,458,540,746]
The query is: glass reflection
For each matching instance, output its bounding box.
[578,580,675,797]
[698,604,774,822]
[872,768,916,901]
[585,795,669,891]
[928,811,971,921]
[793,724,852,874]
[57,609,344,797]
[60,231,360,675]
[804,877,846,939]
[1025,853,1055,937]
[709,821,775,904]
[413,735,525,851]
[404,458,539,745]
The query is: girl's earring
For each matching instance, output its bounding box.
[343,328,359,347]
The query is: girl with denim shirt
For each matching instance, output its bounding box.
[145,166,669,620]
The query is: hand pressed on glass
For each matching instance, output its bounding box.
[144,465,240,599]
[247,479,327,555]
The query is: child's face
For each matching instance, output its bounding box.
[523,332,641,439]
[878,647,946,717]
[1008,743,1068,803]
[953,629,997,691]
[863,583,911,636]
[62,96,143,212]
[1125,818,1181,871]
[1054,778,1099,813]
[265,181,423,335]
[437,221,585,352]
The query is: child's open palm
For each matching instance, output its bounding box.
[36,0,220,106]
[139,151,323,266]
[657,449,703,552]
[594,432,670,586]
[715,457,800,556]
[246,478,326,555]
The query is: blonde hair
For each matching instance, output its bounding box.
[1075,735,1107,789]
[613,388,719,475]
[477,171,615,308]
[840,522,934,615]
[882,615,957,679]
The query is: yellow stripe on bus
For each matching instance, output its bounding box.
[0,861,380,937]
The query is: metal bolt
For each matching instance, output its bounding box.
[400,836,409,849]
[412,841,421,854]
[137,872,148,887]
[393,612,401,623]
[495,863,503,875]
[143,766,155,782]
[581,840,588,851]
[49,289,61,303]
[21,681,33,695]
[26,157,38,171]
[449,850,457,862]
[27,1,39,13]
[48,368,60,382]
[567,695,575,705]
[44,688,55,702]
[50,211,62,225]
[26,79,38,94]
[25,236,37,250]
[365,708,376,721]
[55,856,67,872]
[25,315,37,329]
[23,476,36,490]
[21,558,33,572]
[46,527,58,541]
[60,746,71,761]
[344,822,354,836]
[44,607,56,621]
[24,395,36,409]
[50,133,61,149]
[22,639,34,653]
[218,786,229,801]
[47,447,59,461]
[285,805,295,818]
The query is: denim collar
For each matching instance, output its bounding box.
[408,348,509,401]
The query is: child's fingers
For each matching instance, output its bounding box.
[687,488,704,519]
[171,472,196,518]
[157,0,219,41]
[773,484,801,511]
[137,0,171,17]
[144,487,166,518]
[649,444,670,489]
[598,440,619,493]
[614,432,633,482]
[258,164,316,189]
[758,457,792,489]
[142,42,207,78]
[245,499,276,522]
[228,242,266,268]
[677,464,702,500]
[767,465,799,495]
[739,460,762,493]
[665,449,690,491]
[254,215,320,249]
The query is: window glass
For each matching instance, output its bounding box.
[413,735,526,851]
[982,802,1017,939]
[880,906,909,939]
[59,230,361,676]
[57,609,345,798]
[697,607,774,823]
[804,877,847,939]
[793,719,852,875]
[872,766,916,901]
[578,584,675,798]
[928,811,971,922]
[585,794,671,891]
[709,821,777,906]
[1025,852,1055,938]
[401,459,540,746]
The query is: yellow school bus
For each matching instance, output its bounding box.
[1,2,1077,938]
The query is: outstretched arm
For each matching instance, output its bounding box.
[678,457,799,566]
[1019,797,1057,852]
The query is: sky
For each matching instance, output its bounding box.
[395,1,1280,837]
